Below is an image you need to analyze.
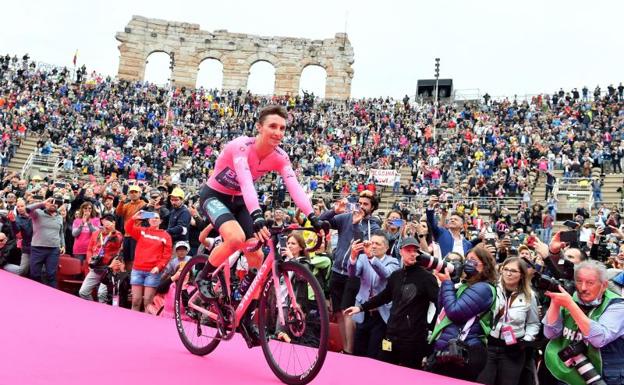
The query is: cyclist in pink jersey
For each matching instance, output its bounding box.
[197,105,328,300]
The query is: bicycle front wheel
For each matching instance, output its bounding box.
[174,255,221,356]
[257,261,329,385]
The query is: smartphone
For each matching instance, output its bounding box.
[563,220,580,229]
[279,236,288,250]
[559,230,578,243]
[428,189,441,196]
[602,226,613,236]
[348,203,361,213]
[139,211,158,220]
[486,238,497,247]
[54,182,66,188]
[390,219,405,227]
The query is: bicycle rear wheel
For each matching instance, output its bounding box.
[257,261,329,385]
[174,255,221,356]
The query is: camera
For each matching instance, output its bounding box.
[558,342,606,385]
[416,250,463,279]
[531,270,576,294]
[89,250,105,269]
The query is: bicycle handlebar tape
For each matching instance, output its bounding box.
[250,209,266,233]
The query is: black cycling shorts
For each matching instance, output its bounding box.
[199,184,254,239]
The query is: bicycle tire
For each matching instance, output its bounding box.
[257,261,329,385]
[174,255,221,356]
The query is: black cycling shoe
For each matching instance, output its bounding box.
[239,300,261,347]
[240,317,261,348]
[195,262,217,300]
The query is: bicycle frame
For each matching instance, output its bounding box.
[187,237,297,331]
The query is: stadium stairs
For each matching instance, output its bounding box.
[531,168,623,230]
[6,134,61,178]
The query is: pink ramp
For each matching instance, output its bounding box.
[0,271,475,385]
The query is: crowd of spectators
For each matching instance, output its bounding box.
[2,54,624,384]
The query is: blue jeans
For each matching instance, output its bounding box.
[542,227,552,243]
[30,246,60,288]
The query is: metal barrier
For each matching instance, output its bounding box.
[20,152,63,179]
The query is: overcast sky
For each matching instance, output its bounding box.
[3,0,623,99]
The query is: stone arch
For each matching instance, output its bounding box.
[196,57,224,90]
[243,52,280,69]
[116,16,354,98]
[299,64,328,98]
[247,60,276,95]
[144,51,172,85]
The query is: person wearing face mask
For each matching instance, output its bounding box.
[543,260,624,385]
[26,195,65,287]
[477,257,540,385]
[426,245,498,381]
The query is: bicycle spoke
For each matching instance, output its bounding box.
[258,261,329,385]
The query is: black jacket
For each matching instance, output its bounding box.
[362,264,439,342]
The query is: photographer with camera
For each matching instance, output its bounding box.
[78,214,123,302]
[343,237,439,368]
[477,257,541,385]
[346,231,400,358]
[543,260,624,385]
[426,244,498,381]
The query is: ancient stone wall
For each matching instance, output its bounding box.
[116,15,354,99]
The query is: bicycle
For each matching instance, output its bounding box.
[174,226,329,385]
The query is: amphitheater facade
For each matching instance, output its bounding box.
[116,15,354,99]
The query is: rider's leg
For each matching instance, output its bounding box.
[206,220,246,269]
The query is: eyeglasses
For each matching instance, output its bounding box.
[502,268,521,275]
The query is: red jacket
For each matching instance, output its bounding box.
[85,229,123,267]
[125,220,172,272]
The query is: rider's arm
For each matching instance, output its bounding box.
[277,162,314,216]
[231,146,262,214]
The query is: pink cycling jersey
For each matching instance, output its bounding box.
[207,136,314,216]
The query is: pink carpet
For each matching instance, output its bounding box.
[0,270,475,385]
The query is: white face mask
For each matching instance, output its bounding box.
[576,296,603,307]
